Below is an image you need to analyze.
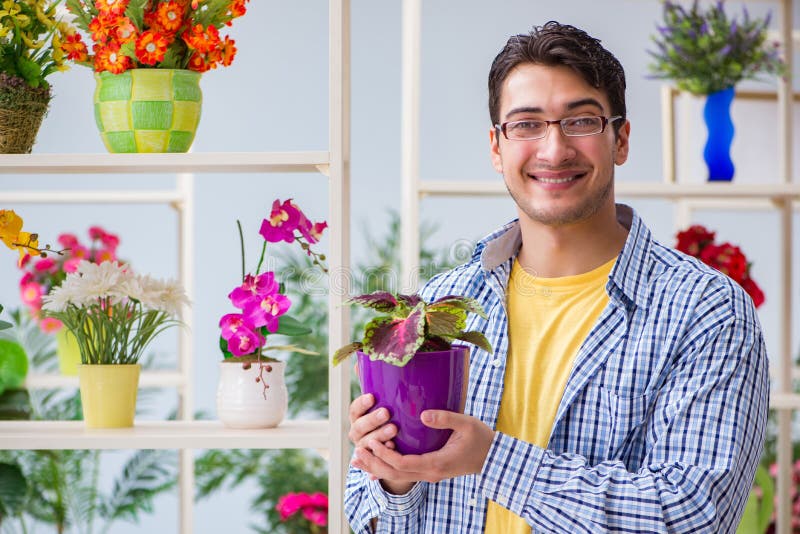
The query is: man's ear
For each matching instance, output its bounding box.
[614,120,631,165]
[490,127,503,173]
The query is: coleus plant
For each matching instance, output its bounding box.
[332,292,492,367]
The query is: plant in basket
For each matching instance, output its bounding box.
[61,0,252,153]
[333,291,492,454]
[41,260,188,428]
[216,198,328,429]
[675,224,764,308]
[0,0,76,153]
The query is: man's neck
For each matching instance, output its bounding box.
[516,206,629,279]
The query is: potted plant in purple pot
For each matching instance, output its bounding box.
[333,292,492,454]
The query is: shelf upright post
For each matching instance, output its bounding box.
[328,0,352,531]
[175,171,195,534]
[775,3,794,533]
[400,0,422,293]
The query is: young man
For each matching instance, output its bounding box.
[345,22,769,533]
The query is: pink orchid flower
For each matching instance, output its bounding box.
[243,292,291,332]
[228,272,280,310]
[259,199,301,244]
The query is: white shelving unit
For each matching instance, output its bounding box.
[0,1,352,533]
[398,1,797,533]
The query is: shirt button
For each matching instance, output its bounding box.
[492,359,502,368]
[467,498,477,507]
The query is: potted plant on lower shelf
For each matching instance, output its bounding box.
[42,260,188,428]
[333,292,492,454]
[217,198,328,429]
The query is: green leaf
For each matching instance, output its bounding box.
[0,320,11,331]
[274,314,312,336]
[125,0,147,31]
[16,57,43,88]
[101,450,177,522]
[218,335,235,359]
[454,331,493,354]
[332,342,362,366]
[263,344,318,356]
[429,295,488,319]
[0,462,28,516]
[0,388,32,420]
[425,308,466,337]
[0,339,28,395]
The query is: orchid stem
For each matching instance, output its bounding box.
[255,240,267,275]
[236,220,245,282]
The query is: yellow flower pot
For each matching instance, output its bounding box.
[78,364,141,428]
[55,329,81,376]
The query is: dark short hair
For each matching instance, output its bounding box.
[488,22,626,130]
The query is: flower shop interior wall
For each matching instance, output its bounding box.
[1,0,799,533]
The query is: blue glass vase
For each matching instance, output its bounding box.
[703,87,735,182]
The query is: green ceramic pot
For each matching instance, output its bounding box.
[93,69,202,153]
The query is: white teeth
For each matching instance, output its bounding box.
[536,175,577,184]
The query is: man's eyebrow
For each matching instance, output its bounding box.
[566,98,605,112]
[504,99,606,120]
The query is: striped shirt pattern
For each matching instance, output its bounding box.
[344,205,769,533]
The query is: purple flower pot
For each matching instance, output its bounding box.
[357,345,470,455]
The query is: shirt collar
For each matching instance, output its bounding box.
[476,204,654,310]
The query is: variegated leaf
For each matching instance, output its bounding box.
[429,295,488,319]
[363,303,425,366]
[425,308,466,337]
[347,292,399,313]
[397,294,423,307]
[455,330,493,353]
[332,342,363,366]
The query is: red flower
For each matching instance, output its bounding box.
[740,276,765,308]
[676,224,715,257]
[699,242,748,283]
[674,225,764,309]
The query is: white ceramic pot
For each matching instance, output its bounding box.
[216,360,288,429]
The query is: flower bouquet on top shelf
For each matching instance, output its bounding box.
[216,198,328,430]
[17,225,123,375]
[647,0,786,181]
[0,0,77,153]
[41,260,188,428]
[61,0,251,153]
[675,224,764,308]
[332,291,492,454]
[276,491,328,534]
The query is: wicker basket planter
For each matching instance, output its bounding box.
[0,73,51,154]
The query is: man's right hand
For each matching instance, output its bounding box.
[348,393,415,495]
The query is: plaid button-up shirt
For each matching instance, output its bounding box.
[345,205,769,533]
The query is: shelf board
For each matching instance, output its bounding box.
[418,180,800,199]
[0,190,185,204]
[0,419,329,450]
[0,151,330,175]
[24,371,186,390]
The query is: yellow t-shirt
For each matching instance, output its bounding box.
[484,256,615,534]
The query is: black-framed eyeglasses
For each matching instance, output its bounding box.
[495,115,622,140]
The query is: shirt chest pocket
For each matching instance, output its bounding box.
[586,384,650,468]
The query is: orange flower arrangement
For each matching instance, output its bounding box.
[62,0,248,73]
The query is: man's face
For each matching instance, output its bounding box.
[490,63,630,227]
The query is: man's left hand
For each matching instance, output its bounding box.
[352,410,495,484]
